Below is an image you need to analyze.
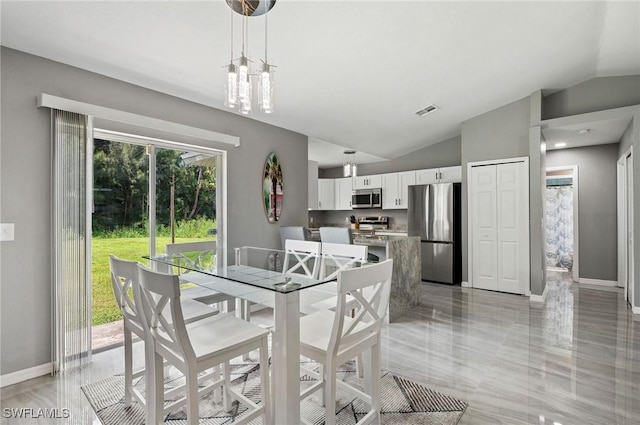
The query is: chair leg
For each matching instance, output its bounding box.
[223,360,232,412]
[259,337,273,425]
[355,354,364,378]
[151,352,164,425]
[212,365,222,404]
[123,327,133,407]
[362,349,372,405]
[324,360,337,425]
[185,367,200,425]
[318,364,326,407]
[370,341,381,425]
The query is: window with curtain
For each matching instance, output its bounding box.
[52,109,92,374]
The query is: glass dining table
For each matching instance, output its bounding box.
[145,245,360,424]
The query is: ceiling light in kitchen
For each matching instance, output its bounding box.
[343,150,357,177]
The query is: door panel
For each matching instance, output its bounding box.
[382,173,399,209]
[496,162,528,294]
[471,165,497,290]
[398,171,416,208]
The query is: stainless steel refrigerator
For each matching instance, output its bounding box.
[408,183,461,284]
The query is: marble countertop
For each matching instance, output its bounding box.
[353,234,416,246]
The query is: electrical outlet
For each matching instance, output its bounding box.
[1,223,15,241]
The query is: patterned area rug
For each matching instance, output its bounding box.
[82,360,467,425]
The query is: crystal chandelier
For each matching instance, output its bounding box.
[224,0,276,114]
[343,150,357,177]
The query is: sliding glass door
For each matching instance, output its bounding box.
[91,131,221,349]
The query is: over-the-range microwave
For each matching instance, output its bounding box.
[351,188,382,209]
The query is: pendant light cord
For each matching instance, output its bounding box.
[264,3,268,62]
[230,6,234,61]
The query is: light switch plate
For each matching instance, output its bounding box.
[1,223,15,241]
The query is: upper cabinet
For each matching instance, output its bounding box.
[353,174,382,189]
[334,177,353,210]
[382,171,416,209]
[317,179,335,210]
[416,166,462,185]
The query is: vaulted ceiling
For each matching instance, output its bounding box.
[2,1,639,166]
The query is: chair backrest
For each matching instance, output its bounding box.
[319,227,353,245]
[136,264,195,365]
[109,255,144,334]
[282,239,321,279]
[319,242,368,280]
[279,226,308,250]
[329,259,393,356]
[163,240,216,274]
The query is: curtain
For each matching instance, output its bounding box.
[545,185,574,270]
[52,110,92,374]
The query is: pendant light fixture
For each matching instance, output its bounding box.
[343,150,357,177]
[224,0,276,114]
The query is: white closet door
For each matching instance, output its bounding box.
[471,165,498,290]
[496,162,529,294]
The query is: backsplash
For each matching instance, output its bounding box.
[308,209,408,230]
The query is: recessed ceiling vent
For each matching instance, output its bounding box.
[415,104,438,117]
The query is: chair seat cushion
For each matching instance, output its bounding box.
[185,313,270,360]
[299,310,369,355]
[180,298,218,323]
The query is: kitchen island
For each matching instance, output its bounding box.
[353,234,421,322]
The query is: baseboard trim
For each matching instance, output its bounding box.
[579,278,618,287]
[0,363,52,388]
[461,281,471,288]
[529,284,549,303]
[633,306,640,315]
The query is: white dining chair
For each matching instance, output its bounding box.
[108,255,219,411]
[242,240,322,326]
[299,259,393,425]
[283,239,322,279]
[300,242,368,314]
[164,241,236,313]
[136,264,272,425]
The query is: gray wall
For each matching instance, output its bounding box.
[460,97,532,284]
[320,135,461,179]
[543,76,640,120]
[543,75,640,307]
[547,144,620,281]
[0,48,309,376]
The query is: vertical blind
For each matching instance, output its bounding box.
[52,109,92,374]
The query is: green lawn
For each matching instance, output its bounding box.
[91,237,204,326]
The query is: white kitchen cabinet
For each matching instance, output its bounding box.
[352,174,382,189]
[439,166,462,183]
[334,177,353,210]
[317,179,335,210]
[416,166,462,185]
[382,171,416,209]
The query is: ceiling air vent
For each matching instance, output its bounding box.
[415,104,438,117]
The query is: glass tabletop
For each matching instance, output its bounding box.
[144,246,366,294]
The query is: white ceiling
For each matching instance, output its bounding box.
[543,116,632,151]
[2,1,639,167]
